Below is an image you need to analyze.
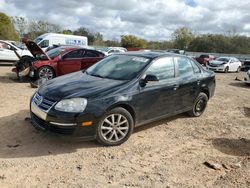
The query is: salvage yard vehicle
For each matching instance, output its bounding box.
[207,57,242,73]
[34,33,88,51]
[195,54,215,66]
[13,39,105,80]
[97,47,127,56]
[242,59,250,71]
[30,51,216,146]
[0,40,32,62]
[244,70,250,85]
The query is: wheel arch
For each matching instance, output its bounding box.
[200,87,210,99]
[107,103,136,124]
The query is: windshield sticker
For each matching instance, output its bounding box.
[132,57,149,63]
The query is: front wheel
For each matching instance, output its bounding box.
[236,66,241,73]
[224,66,229,73]
[37,66,55,80]
[96,107,134,146]
[188,92,208,117]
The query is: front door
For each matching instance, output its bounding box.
[0,42,18,61]
[58,49,84,75]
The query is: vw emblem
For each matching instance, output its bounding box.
[37,96,43,105]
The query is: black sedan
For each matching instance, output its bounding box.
[30,52,216,146]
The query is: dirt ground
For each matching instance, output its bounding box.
[0,66,249,188]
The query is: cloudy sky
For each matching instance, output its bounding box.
[0,0,250,40]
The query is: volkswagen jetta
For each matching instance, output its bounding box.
[30,52,216,146]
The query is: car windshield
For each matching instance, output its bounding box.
[86,55,150,80]
[46,47,66,59]
[216,57,230,62]
[34,38,43,44]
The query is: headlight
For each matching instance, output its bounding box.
[55,98,87,112]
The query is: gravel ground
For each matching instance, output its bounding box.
[0,66,249,188]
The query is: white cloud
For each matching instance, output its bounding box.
[0,0,250,40]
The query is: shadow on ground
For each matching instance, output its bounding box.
[212,138,250,156]
[229,82,250,89]
[0,109,191,158]
[0,110,99,159]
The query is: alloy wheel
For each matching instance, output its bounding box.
[38,67,54,80]
[100,114,129,143]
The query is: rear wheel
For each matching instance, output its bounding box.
[37,66,55,80]
[96,108,134,146]
[188,92,208,117]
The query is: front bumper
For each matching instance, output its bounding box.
[207,65,225,72]
[30,101,99,140]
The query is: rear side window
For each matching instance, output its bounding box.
[190,60,201,73]
[84,51,98,57]
[145,57,175,81]
[176,57,194,77]
[63,49,84,59]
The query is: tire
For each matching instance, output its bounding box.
[236,66,241,73]
[188,92,208,117]
[96,107,134,146]
[224,66,229,73]
[37,66,55,80]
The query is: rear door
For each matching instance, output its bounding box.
[175,57,198,110]
[135,57,179,122]
[80,50,103,69]
[58,49,84,75]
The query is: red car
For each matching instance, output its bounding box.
[195,54,215,66]
[23,39,105,80]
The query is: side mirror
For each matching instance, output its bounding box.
[140,74,159,87]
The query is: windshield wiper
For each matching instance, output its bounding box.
[90,73,104,78]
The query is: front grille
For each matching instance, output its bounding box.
[33,92,56,111]
[31,113,75,135]
[209,64,218,67]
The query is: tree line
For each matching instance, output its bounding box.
[1,12,250,54]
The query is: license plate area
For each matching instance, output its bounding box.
[31,102,47,120]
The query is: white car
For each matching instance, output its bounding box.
[244,70,250,85]
[0,40,32,62]
[207,57,242,73]
[98,47,127,56]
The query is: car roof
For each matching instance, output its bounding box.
[117,51,185,60]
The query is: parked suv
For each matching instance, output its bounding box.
[30,52,216,146]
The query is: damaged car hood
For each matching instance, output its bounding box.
[21,38,51,60]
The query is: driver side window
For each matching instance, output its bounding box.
[144,57,175,81]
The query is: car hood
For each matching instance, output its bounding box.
[21,38,51,60]
[38,71,128,101]
[210,60,227,65]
